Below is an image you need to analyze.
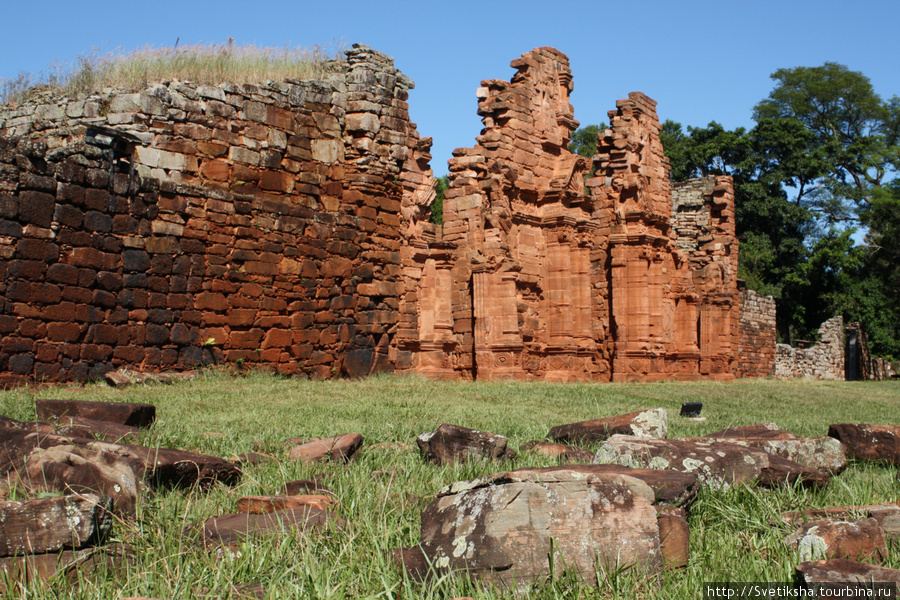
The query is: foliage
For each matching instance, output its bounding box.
[1,40,343,104]
[0,373,898,599]
[430,175,448,226]
[567,124,605,158]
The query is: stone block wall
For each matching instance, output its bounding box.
[736,288,776,377]
[0,45,435,383]
[775,316,845,380]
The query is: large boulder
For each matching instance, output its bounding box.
[828,424,900,465]
[399,468,665,589]
[417,424,515,465]
[594,435,829,489]
[548,408,668,444]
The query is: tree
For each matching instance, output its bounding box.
[753,63,899,223]
[430,175,448,226]
[568,124,605,158]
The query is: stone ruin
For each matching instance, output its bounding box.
[0,44,792,384]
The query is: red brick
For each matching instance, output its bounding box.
[194,292,229,311]
[228,329,264,349]
[261,329,292,349]
[47,322,83,342]
[199,159,230,181]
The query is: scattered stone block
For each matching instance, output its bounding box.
[280,479,332,496]
[0,493,111,556]
[399,468,663,589]
[0,549,96,595]
[786,518,887,562]
[548,408,668,444]
[416,424,515,465]
[594,435,829,489]
[236,495,335,514]
[120,444,241,489]
[703,423,797,440]
[199,506,344,547]
[230,452,274,466]
[35,398,156,428]
[287,433,363,464]
[781,505,900,541]
[705,436,847,474]
[657,506,689,568]
[796,558,900,587]
[828,424,900,465]
[21,443,144,516]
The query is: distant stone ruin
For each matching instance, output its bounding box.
[0,44,790,383]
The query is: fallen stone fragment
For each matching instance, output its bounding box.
[657,506,689,568]
[21,443,144,516]
[287,433,363,464]
[48,416,142,443]
[594,435,828,489]
[0,494,111,557]
[35,398,156,428]
[237,495,336,514]
[120,444,241,489]
[703,423,797,440]
[782,505,900,541]
[786,518,887,562]
[704,436,847,474]
[548,408,668,444]
[199,506,344,547]
[828,424,900,465]
[519,440,594,463]
[796,558,900,588]
[513,464,700,507]
[399,468,663,589]
[105,368,196,389]
[416,424,515,465]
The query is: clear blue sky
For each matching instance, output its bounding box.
[2,0,897,176]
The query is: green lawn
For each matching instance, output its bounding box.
[1,373,898,599]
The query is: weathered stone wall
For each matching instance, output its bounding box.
[775,316,845,380]
[0,45,435,383]
[736,288,776,377]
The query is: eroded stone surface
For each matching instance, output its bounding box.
[519,440,593,463]
[417,424,515,464]
[657,506,689,568]
[704,436,847,474]
[236,495,335,514]
[22,443,144,515]
[407,469,663,589]
[200,506,344,547]
[828,424,900,465]
[703,423,796,440]
[786,518,887,562]
[549,408,668,443]
[594,435,828,489]
[782,505,900,540]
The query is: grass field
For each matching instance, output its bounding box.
[1,373,899,599]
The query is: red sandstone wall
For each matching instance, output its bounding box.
[736,287,776,377]
[0,45,435,383]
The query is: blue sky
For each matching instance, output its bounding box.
[1,0,898,176]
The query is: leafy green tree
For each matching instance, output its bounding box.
[568,124,605,158]
[430,175,448,226]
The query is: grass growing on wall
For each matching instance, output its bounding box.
[0,373,898,599]
[0,39,343,105]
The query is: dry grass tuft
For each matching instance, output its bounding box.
[1,39,344,105]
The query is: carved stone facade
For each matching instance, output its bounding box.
[397,48,743,382]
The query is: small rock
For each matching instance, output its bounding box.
[519,440,594,463]
[416,423,515,465]
[200,506,344,547]
[237,494,335,514]
[281,479,332,495]
[287,433,363,464]
[230,452,274,466]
